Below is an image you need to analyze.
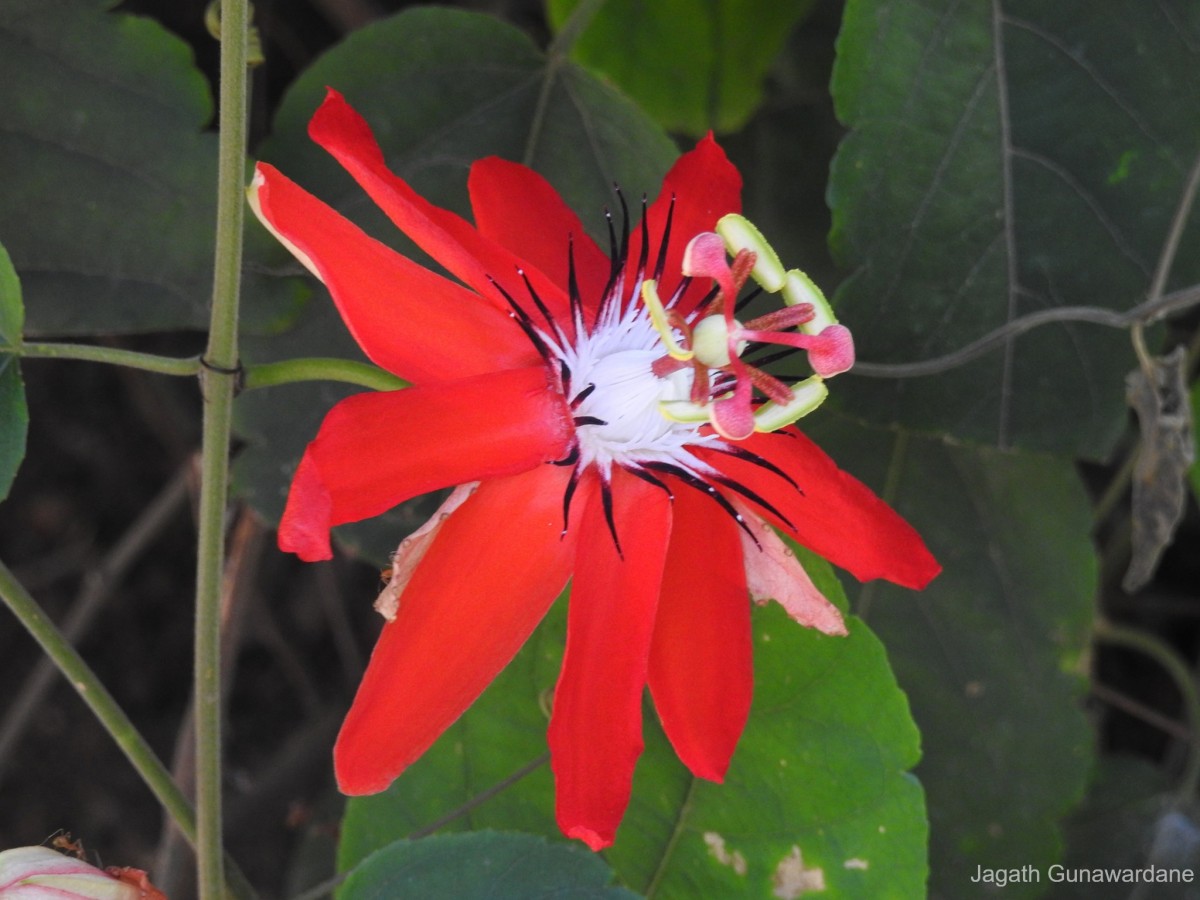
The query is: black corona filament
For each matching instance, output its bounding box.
[570,383,597,408]
[633,195,650,287]
[653,194,676,283]
[599,477,623,559]
[487,275,552,363]
[643,461,760,547]
[703,443,802,493]
[517,267,569,346]
[566,233,585,334]
[735,285,764,314]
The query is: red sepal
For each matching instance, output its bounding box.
[335,467,576,794]
[649,484,752,781]
[700,428,940,589]
[548,470,672,850]
[279,366,571,561]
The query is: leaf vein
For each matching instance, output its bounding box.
[1010,146,1153,279]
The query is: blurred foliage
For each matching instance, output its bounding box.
[546,0,819,135]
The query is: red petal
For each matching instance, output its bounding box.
[308,90,571,323]
[335,466,576,795]
[648,484,752,782]
[469,157,611,324]
[250,164,534,383]
[278,366,572,561]
[631,134,742,316]
[549,469,672,850]
[698,429,940,589]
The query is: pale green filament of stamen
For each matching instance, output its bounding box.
[716,213,840,335]
[716,214,786,291]
[753,376,829,432]
[782,269,837,334]
[658,397,712,423]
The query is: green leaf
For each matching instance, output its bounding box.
[813,418,1097,897]
[828,0,1200,457]
[546,0,818,136]
[340,564,927,898]
[236,7,678,559]
[0,242,27,503]
[0,0,298,335]
[340,832,640,900]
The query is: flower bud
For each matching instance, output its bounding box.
[0,846,164,899]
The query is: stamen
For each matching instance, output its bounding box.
[573,415,608,427]
[746,365,794,406]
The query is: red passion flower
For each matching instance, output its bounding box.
[250,89,940,850]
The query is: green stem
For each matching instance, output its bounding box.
[244,357,408,392]
[1094,619,1200,797]
[16,344,411,393]
[0,559,196,838]
[195,0,249,895]
[17,342,201,377]
[0,560,257,898]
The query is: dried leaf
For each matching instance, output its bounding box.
[1124,346,1196,592]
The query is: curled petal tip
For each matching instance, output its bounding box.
[278,454,335,562]
[564,825,613,852]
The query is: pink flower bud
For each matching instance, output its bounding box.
[0,846,165,900]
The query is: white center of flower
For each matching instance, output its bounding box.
[556,303,720,475]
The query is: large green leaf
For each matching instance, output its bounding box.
[340,557,927,898]
[813,418,1097,898]
[235,7,678,560]
[0,242,26,502]
[545,0,818,136]
[340,832,639,900]
[828,0,1200,457]
[0,0,297,335]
